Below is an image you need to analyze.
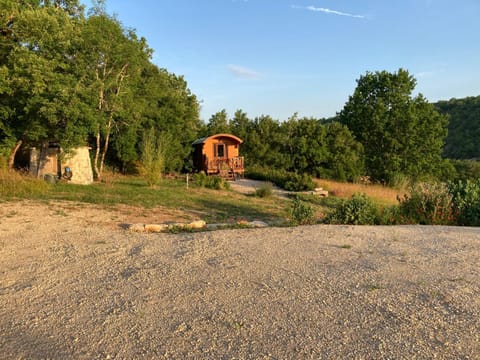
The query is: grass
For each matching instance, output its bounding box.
[0,169,52,199]
[0,170,294,224]
[1,169,407,225]
[316,178,404,206]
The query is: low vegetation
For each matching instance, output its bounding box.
[0,170,288,225]
[321,179,480,227]
[325,193,379,225]
[246,166,316,192]
[2,166,480,228]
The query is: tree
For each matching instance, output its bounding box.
[0,0,202,176]
[0,1,92,169]
[338,68,448,183]
[137,64,201,173]
[323,122,364,181]
[206,109,230,135]
[81,12,150,180]
[282,116,328,175]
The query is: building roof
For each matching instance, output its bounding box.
[192,133,243,146]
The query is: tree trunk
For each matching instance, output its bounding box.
[99,115,112,177]
[93,129,101,180]
[7,139,22,171]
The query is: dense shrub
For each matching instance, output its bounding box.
[290,197,316,225]
[397,182,454,225]
[246,166,315,191]
[192,172,230,190]
[192,172,207,187]
[448,180,480,226]
[378,205,404,225]
[325,193,379,225]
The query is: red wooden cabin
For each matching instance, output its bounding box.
[192,133,244,179]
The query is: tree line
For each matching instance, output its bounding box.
[208,69,453,185]
[435,95,480,160]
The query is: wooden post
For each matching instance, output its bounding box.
[186,173,189,189]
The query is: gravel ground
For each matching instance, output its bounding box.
[1,201,479,359]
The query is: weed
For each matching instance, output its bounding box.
[398,182,454,225]
[6,210,18,218]
[54,209,68,217]
[448,179,480,226]
[367,284,382,292]
[0,169,51,198]
[255,182,273,198]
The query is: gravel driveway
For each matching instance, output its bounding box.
[1,201,479,359]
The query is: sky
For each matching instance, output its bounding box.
[99,0,480,122]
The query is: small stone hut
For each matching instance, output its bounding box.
[29,143,93,185]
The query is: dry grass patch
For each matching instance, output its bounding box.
[316,179,403,206]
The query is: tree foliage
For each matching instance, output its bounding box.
[0,0,201,177]
[204,110,365,182]
[338,68,448,184]
[435,96,480,159]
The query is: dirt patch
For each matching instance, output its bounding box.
[1,201,479,359]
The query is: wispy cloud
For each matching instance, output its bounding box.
[416,71,435,79]
[227,64,261,79]
[292,5,365,19]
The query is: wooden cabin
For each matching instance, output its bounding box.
[192,133,244,179]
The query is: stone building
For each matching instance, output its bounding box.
[30,143,93,185]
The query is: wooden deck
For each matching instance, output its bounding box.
[206,156,244,180]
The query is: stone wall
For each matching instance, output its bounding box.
[62,147,93,185]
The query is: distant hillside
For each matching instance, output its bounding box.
[434,96,480,159]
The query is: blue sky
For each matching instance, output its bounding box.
[100,0,480,122]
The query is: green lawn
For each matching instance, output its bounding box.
[1,173,308,224]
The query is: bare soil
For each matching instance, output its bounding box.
[1,200,479,359]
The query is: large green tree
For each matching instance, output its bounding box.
[138,64,201,173]
[338,68,448,183]
[81,11,150,179]
[0,0,92,168]
[206,109,230,135]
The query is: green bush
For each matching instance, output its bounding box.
[397,182,454,225]
[246,166,315,191]
[191,172,230,190]
[205,175,230,190]
[325,193,379,225]
[378,205,403,225]
[448,180,480,226]
[290,197,316,225]
[255,182,273,198]
[192,172,207,187]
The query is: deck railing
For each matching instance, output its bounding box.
[207,156,244,175]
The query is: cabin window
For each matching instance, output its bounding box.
[215,144,225,158]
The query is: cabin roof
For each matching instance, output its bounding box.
[192,133,243,146]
